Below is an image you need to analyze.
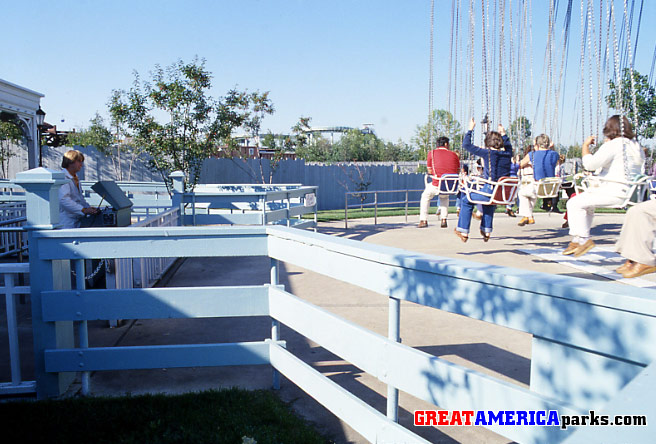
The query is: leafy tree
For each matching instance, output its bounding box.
[0,121,22,178]
[607,69,656,140]
[509,116,532,150]
[118,58,274,191]
[565,143,582,159]
[412,110,463,159]
[260,131,292,183]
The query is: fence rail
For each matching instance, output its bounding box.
[345,188,442,229]
[23,225,656,442]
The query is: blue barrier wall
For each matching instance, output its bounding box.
[200,158,427,211]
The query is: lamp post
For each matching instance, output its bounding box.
[35,107,46,167]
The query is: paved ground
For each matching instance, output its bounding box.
[2,209,653,443]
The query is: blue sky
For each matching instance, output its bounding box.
[3,0,655,146]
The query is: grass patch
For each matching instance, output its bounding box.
[0,388,330,444]
[305,199,626,222]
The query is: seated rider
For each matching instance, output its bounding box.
[418,136,460,228]
[455,118,513,242]
[517,134,559,226]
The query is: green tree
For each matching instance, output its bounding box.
[118,58,274,191]
[260,131,292,183]
[290,116,331,162]
[509,116,532,150]
[412,110,463,159]
[607,69,656,140]
[566,143,582,159]
[0,121,22,178]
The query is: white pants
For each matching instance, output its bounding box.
[566,191,626,239]
[615,200,656,266]
[517,182,536,218]
[518,193,537,218]
[420,183,450,221]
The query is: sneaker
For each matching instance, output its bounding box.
[506,208,516,217]
[573,239,596,257]
[562,241,580,255]
[527,218,535,224]
[417,220,428,228]
[440,219,448,228]
[518,217,529,226]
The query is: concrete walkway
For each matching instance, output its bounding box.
[4,209,653,443]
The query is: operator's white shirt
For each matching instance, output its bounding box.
[59,169,90,228]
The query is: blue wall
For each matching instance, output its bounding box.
[200,158,428,211]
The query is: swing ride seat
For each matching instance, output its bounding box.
[649,179,656,200]
[425,173,461,195]
[535,177,563,199]
[573,173,652,208]
[462,176,519,206]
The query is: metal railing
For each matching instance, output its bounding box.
[0,203,27,258]
[179,184,318,229]
[26,225,656,442]
[130,207,180,288]
[0,263,33,396]
[345,188,443,229]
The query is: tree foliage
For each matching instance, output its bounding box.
[412,110,463,159]
[110,58,273,191]
[0,121,22,178]
[509,116,532,150]
[294,123,416,163]
[607,69,656,140]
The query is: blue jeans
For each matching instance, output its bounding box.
[457,199,496,234]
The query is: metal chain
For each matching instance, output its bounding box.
[506,0,514,128]
[481,0,490,140]
[469,0,476,120]
[587,0,595,140]
[610,1,631,182]
[498,0,506,127]
[71,259,107,281]
[624,0,640,138]
[453,0,460,139]
[447,0,456,116]
[428,0,435,153]
[579,0,587,142]
[553,0,573,142]
[543,0,555,136]
[596,0,605,137]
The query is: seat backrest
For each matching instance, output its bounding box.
[536,177,562,198]
[492,177,519,204]
[438,174,460,194]
[628,175,649,205]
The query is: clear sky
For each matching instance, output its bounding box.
[3,0,655,147]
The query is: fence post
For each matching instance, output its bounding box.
[374,192,378,226]
[270,258,281,390]
[405,190,409,223]
[170,171,185,226]
[344,193,348,230]
[387,296,401,421]
[5,272,21,386]
[15,167,74,398]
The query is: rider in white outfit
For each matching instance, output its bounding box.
[564,115,645,257]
